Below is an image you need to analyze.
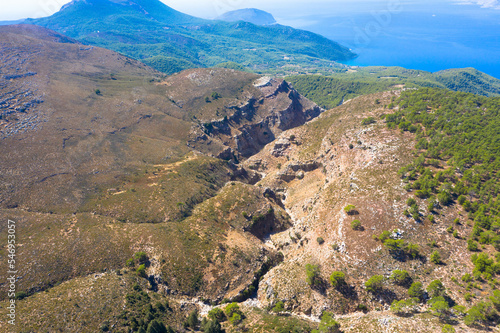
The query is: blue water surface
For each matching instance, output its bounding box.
[274,1,500,78]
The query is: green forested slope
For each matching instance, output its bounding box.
[28,0,355,75]
[287,68,500,109]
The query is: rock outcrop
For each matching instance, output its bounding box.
[188,77,323,160]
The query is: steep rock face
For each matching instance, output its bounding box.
[238,91,477,326]
[188,76,323,159]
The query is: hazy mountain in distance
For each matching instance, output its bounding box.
[0,19,25,25]
[26,0,356,74]
[216,8,277,25]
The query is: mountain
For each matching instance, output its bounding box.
[216,8,277,26]
[2,24,500,333]
[0,26,325,327]
[0,19,24,25]
[25,0,356,74]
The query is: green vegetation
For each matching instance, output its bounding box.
[430,251,442,264]
[374,231,419,259]
[31,0,355,76]
[207,308,225,322]
[271,301,285,314]
[390,270,412,287]
[287,68,500,109]
[387,89,500,270]
[305,264,321,287]
[408,281,424,300]
[361,117,376,126]
[186,309,200,330]
[203,320,223,333]
[344,204,356,215]
[428,296,450,320]
[317,237,325,245]
[390,298,418,316]
[329,271,346,289]
[142,56,195,75]
[146,320,169,333]
[351,219,362,230]
[365,275,384,293]
[427,280,446,298]
[224,303,244,325]
[312,312,341,333]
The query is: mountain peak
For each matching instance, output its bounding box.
[217,8,277,25]
[45,0,203,26]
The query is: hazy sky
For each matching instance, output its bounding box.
[1,0,498,21]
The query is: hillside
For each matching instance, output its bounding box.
[287,67,500,109]
[0,25,325,332]
[216,8,277,26]
[2,24,500,333]
[25,0,355,75]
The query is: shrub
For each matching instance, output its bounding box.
[467,239,479,251]
[357,304,368,312]
[461,273,472,283]
[390,298,418,315]
[490,290,500,309]
[427,280,446,298]
[351,219,362,230]
[329,271,346,289]
[361,117,376,126]
[228,313,242,326]
[464,305,486,327]
[204,320,223,333]
[344,204,356,214]
[317,237,325,245]
[430,250,441,264]
[376,230,392,242]
[437,191,452,206]
[406,198,416,206]
[390,270,411,286]
[383,239,405,254]
[305,264,321,287]
[207,308,225,322]
[406,243,419,259]
[408,281,424,300]
[134,251,149,264]
[94,89,101,95]
[136,264,147,278]
[146,320,168,333]
[365,275,384,293]
[471,253,495,274]
[224,303,242,318]
[187,309,200,329]
[349,143,354,149]
[429,296,450,320]
[442,324,455,333]
[314,312,341,333]
[14,291,28,300]
[100,322,110,332]
[272,301,285,313]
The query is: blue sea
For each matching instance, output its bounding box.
[272,0,500,79]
